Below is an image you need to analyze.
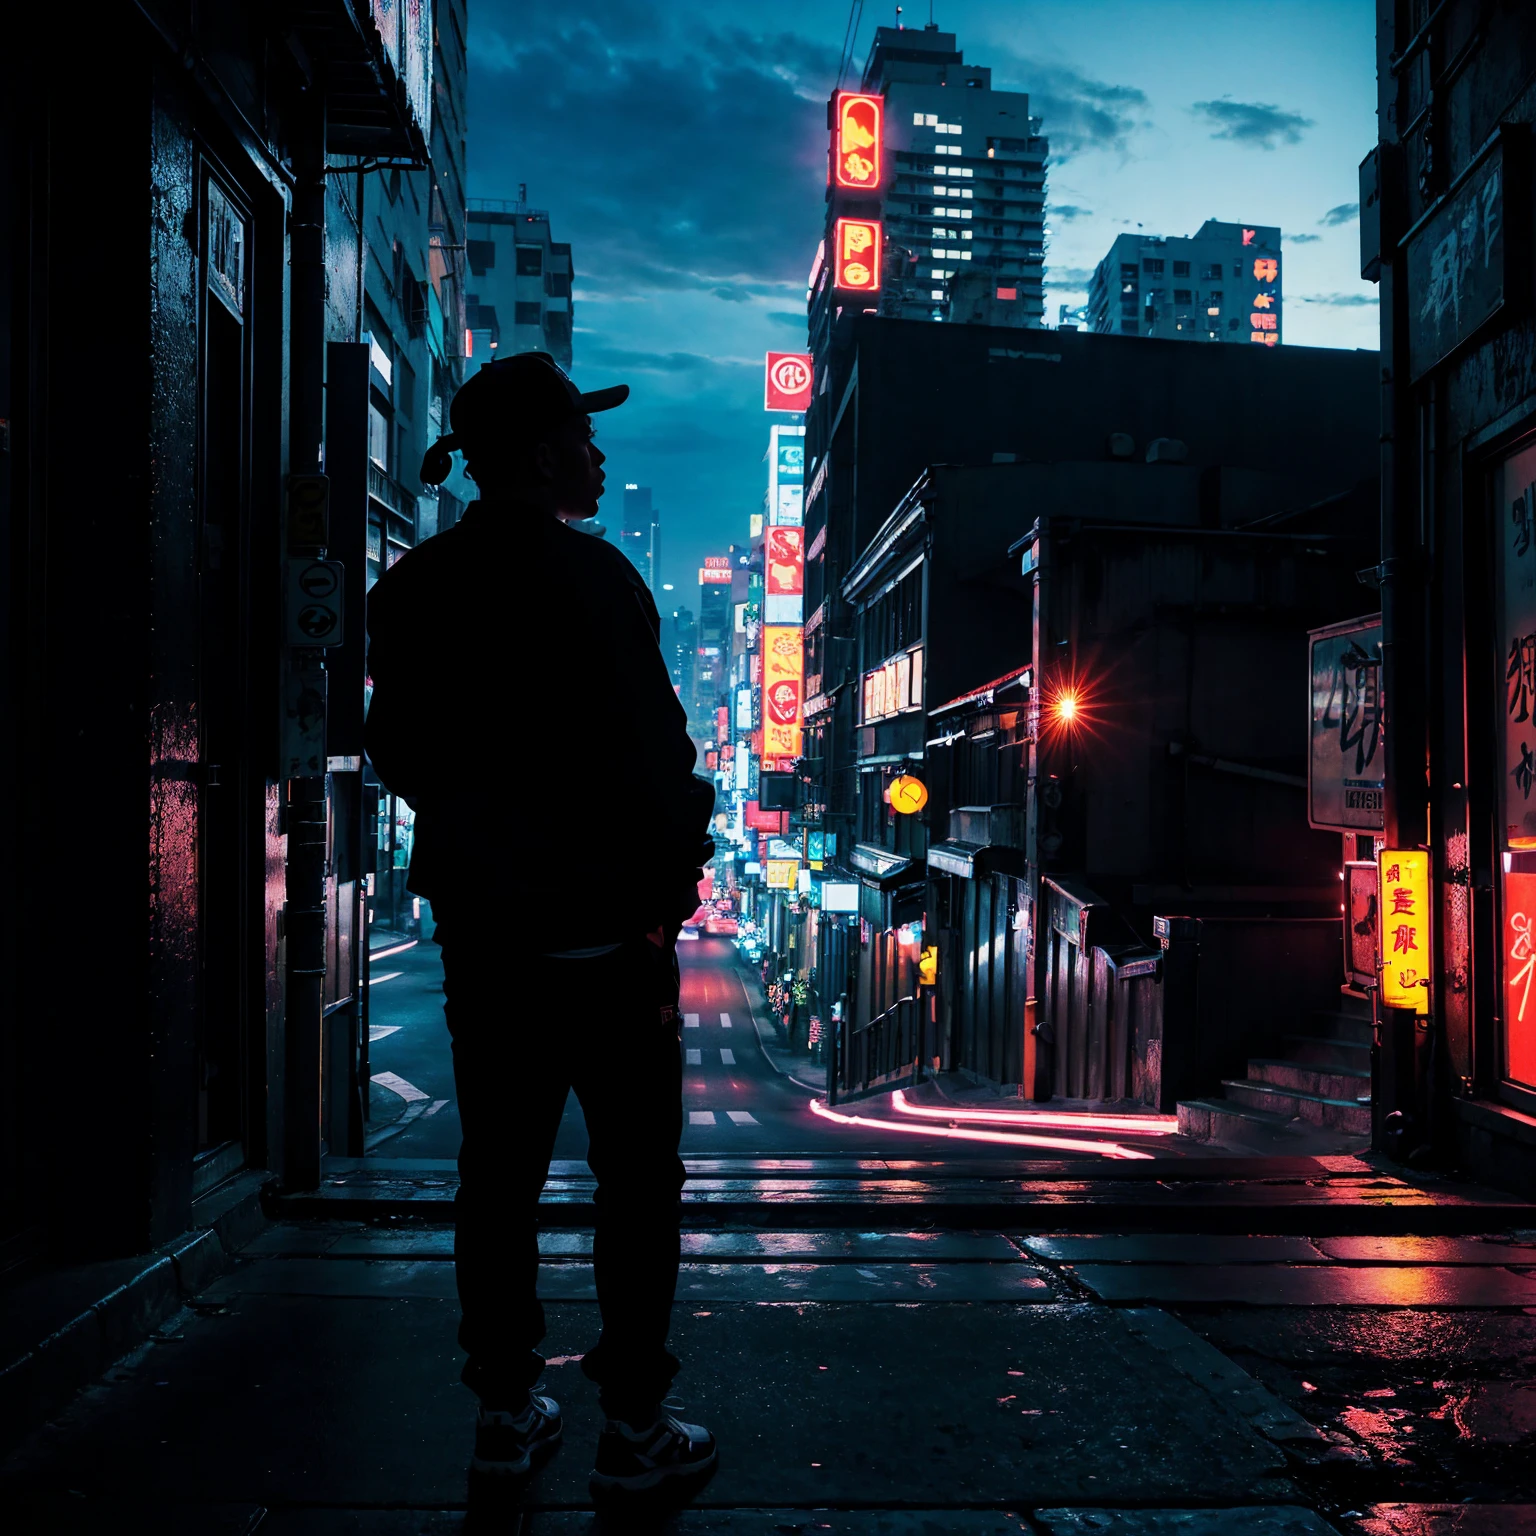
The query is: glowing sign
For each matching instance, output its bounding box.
[1378,848,1431,1013]
[1242,228,1256,246]
[699,566,733,584]
[833,218,882,292]
[1506,871,1536,1084]
[765,526,804,624]
[765,351,814,412]
[889,775,929,815]
[834,92,883,190]
[762,625,803,759]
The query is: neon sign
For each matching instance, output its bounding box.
[764,352,813,412]
[1378,848,1430,1012]
[834,92,883,190]
[833,218,882,292]
[1250,254,1280,346]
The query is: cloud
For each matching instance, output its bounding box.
[767,310,808,326]
[1320,202,1360,226]
[1284,233,1322,244]
[988,50,1150,159]
[1046,265,1098,287]
[1296,292,1379,307]
[1050,205,1094,222]
[1190,97,1314,149]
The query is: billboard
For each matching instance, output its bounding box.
[833,92,883,190]
[762,625,803,759]
[765,352,813,412]
[768,424,805,527]
[764,526,804,625]
[1307,616,1383,832]
[833,218,882,292]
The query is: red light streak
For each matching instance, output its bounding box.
[808,1097,1155,1159]
[890,1088,1179,1135]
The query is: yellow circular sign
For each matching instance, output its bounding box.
[889,774,929,814]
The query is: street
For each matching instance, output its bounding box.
[365,935,1183,1163]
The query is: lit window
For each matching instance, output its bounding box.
[931,289,945,299]
[933,165,948,176]
[1207,306,1220,316]
[961,189,973,198]
[960,208,972,219]
[961,167,973,177]
[931,268,946,278]
[961,250,972,260]
[996,287,1017,300]
[961,230,972,240]
[913,112,924,125]
[931,247,946,257]
[924,113,938,125]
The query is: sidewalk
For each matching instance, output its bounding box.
[3,1204,1534,1531]
[734,958,826,1093]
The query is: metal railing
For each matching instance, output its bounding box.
[838,993,922,1103]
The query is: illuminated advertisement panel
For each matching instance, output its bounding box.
[764,526,804,625]
[768,424,805,527]
[764,352,814,412]
[1378,849,1431,1013]
[762,625,803,759]
[833,92,883,190]
[833,218,882,292]
[700,553,733,585]
[1250,255,1281,347]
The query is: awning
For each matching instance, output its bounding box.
[926,840,1026,880]
[849,842,921,889]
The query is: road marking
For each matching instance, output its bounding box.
[689,1110,716,1125]
[425,1099,449,1116]
[370,971,403,985]
[371,939,419,961]
[720,1013,732,1028]
[686,1049,702,1065]
[727,1110,758,1126]
[720,1048,736,1065]
[371,1070,429,1103]
[368,1024,402,1042]
[683,1013,700,1028]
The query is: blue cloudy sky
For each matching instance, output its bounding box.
[466,0,1378,596]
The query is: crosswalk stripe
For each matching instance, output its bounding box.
[720,1048,736,1065]
[727,1110,758,1125]
[686,1048,702,1065]
[683,1013,700,1028]
[720,1012,732,1028]
[689,1110,716,1125]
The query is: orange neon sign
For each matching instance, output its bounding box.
[833,218,882,292]
[834,92,883,190]
[762,625,803,758]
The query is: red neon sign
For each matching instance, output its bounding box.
[833,218,882,292]
[764,352,814,412]
[834,92,883,190]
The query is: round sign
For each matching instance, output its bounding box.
[889,774,929,815]
[769,355,811,396]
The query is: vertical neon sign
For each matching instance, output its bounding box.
[834,93,883,190]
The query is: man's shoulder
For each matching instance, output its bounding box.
[549,518,652,600]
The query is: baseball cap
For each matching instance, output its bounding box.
[420,352,629,485]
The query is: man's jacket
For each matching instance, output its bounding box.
[366,503,714,947]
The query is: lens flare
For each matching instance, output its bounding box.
[1055,692,1078,723]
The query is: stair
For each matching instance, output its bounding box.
[1177,1001,1373,1152]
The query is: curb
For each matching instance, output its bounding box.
[0,1170,269,1453]
[733,957,827,1094]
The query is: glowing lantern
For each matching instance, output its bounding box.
[834,218,882,292]
[889,774,928,814]
[834,92,883,190]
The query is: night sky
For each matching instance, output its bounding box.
[466,1,1378,598]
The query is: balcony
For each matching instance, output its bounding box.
[287,0,433,160]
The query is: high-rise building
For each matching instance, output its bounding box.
[811,23,1048,344]
[666,606,697,702]
[619,484,661,592]
[464,197,574,369]
[1086,221,1283,345]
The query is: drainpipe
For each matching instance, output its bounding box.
[283,82,329,1190]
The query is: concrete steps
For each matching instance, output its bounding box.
[1177,998,1373,1151]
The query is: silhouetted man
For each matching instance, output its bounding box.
[366,352,716,1495]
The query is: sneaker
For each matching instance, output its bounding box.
[590,1409,718,1494]
[470,1393,563,1478]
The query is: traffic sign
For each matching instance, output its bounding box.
[285,558,345,647]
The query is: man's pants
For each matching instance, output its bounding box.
[436,916,686,1420]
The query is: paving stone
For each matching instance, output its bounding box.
[202,1258,1056,1303]
[1067,1264,1536,1307]
[1354,1505,1536,1535]
[1035,1512,1334,1536]
[1315,1236,1536,1265]
[1024,1236,1326,1264]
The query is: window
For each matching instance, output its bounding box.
[1234,263,1244,277]
[1143,258,1164,274]
[996,287,1017,300]
[1208,290,1223,306]
[1121,320,1139,333]
[1202,262,1224,280]
[1120,264,1138,281]
[1174,288,1192,304]
[1173,260,1190,277]
[514,301,542,325]
[515,245,543,276]
[465,238,495,275]
[368,404,390,468]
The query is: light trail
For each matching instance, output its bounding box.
[809,1098,1155,1159]
[370,939,420,961]
[889,1088,1180,1136]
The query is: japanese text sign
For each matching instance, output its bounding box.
[833,92,882,190]
[1307,617,1384,831]
[765,352,813,412]
[1378,848,1431,1012]
[765,858,799,891]
[762,625,803,759]
[833,218,882,292]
